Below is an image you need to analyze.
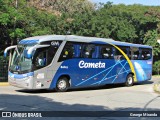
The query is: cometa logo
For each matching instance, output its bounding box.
[79,60,105,68]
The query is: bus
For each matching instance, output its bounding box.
[4,35,153,92]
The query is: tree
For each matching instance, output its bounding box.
[143,30,160,56]
[153,60,160,75]
[27,0,94,17]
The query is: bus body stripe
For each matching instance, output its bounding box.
[109,43,137,82]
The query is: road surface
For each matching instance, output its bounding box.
[0,77,160,120]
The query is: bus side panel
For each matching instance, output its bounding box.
[131,60,152,81]
[49,59,131,89]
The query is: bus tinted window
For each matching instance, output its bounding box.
[82,44,95,58]
[131,47,139,60]
[141,48,152,60]
[100,46,113,59]
[121,47,131,59]
[115,46,129,60]
[47,46,59,64]
[59,42,74,62]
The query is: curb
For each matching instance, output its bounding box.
[153,83,160,94]
[0,82,9,86]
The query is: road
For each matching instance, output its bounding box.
[0,77,160,120]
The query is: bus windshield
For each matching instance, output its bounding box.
[10,44,34,73]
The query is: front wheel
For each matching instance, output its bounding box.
[125,74,134,87]
[55,77,69,92]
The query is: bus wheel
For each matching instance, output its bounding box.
[56,77,69,92]
[125,74,134,87]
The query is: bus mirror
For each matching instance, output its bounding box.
[4,45,17,57]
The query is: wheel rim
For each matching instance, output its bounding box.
[128,77,133,85]
[58,80,67,90]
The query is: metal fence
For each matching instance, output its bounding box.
[0,59,8,82]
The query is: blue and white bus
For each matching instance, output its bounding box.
[4,35,153,92]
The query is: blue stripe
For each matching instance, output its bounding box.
[19,40,39,44]
[9,71,34,79]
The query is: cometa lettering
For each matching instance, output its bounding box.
[79,60,105,68]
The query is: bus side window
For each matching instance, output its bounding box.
[82,44,95,58]
[141,48,152,60]
[133,51,139,60]
[33,48,47,69]
[73,44,81,58]
[100,46,112,59]
[58,42,74,62]
[126,48,131,59]
[114,47,124,60]
[116,46,128,60]
[47,46,59,65]
[131,47,139,60]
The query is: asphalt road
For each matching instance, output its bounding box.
[0,77,160,120]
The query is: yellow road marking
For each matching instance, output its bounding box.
[0,82,9,86]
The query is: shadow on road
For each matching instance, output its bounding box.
[16,80,153,94]
[135,80,153,85]
[16,83,125,94]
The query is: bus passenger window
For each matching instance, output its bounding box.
[131,48,139,60]
[82,44,95,58]
[58,42,74,62]
[114,49,123,60]
[47,46,59,65]
[133,51,139,60]
[73,44,81,58]
[128,50,131,59]
[116,46,128,60]
[101,46,112,59]
[141,49,152,60]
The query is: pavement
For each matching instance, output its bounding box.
[153,76,160,93]
[0,77,160,120]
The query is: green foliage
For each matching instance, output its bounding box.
[0,0,160,74]
[143,30,160,56]
[9,28,25,38]
[153,60,160,75]
[0,13,10,25]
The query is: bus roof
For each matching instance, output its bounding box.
[19,35,152,49]
[20,35,114,43]
[110,41,152,49]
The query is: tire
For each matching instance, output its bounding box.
[125,74,134,87]
[55,77,69,92]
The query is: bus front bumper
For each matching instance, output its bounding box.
[8,76,34,89]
